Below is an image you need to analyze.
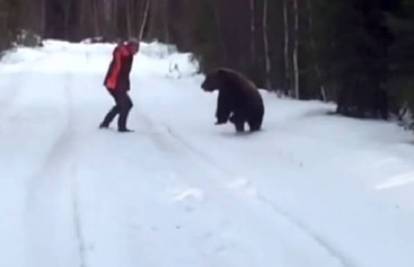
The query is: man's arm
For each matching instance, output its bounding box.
[105,46,124,90]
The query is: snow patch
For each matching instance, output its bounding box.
[376,171,414,190]
[226,178,258,197]
[172,188,205,202]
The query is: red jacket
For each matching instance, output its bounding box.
[104,43,134,91]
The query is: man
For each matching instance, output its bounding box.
[100,39,139,132]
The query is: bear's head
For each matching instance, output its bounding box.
[201,69,227,92]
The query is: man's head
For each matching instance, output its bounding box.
[126,39,140,55]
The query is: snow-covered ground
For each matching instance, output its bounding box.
[0,41,414,267]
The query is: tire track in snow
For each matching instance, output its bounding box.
[53,73,89,267]
[255,194,358,267]
[71,170,88,267]
[25,73,88,267]
[63,74,88,267]
[141,118,358,267]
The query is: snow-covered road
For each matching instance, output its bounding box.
[1,41,414,267]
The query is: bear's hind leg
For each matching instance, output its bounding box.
[235,122,245,132]
[231,112,247,132]
[248,120,262,132]
[248,111,264,132]
[233,116,246,132]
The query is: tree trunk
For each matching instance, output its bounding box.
[283,0,290,95]
[63,1,70,39]
[292,0,300,99]
[250,0,256,65]
[262,0,272,89]
[162,0,170,42]
[139,0,151,40]
[306,0,326,101]
[112,0,119,40]
[91,0,100,37]
[40,0,46,36]
[212,0,227,65]
[126,0,132,38]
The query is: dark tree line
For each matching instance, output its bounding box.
[1,0,413,121]
[169,0,414,120]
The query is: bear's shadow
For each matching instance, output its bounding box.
[218,129,264,139]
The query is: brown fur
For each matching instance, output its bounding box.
[201,68,265,132]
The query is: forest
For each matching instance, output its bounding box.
[0,0,413,121]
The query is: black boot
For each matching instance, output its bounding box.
[100,105,119,129]
[118,128,134,133]
[99,122,109,129]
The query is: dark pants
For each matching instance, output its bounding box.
[101,89,133,130]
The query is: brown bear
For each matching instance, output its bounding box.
[201,68,265,132]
